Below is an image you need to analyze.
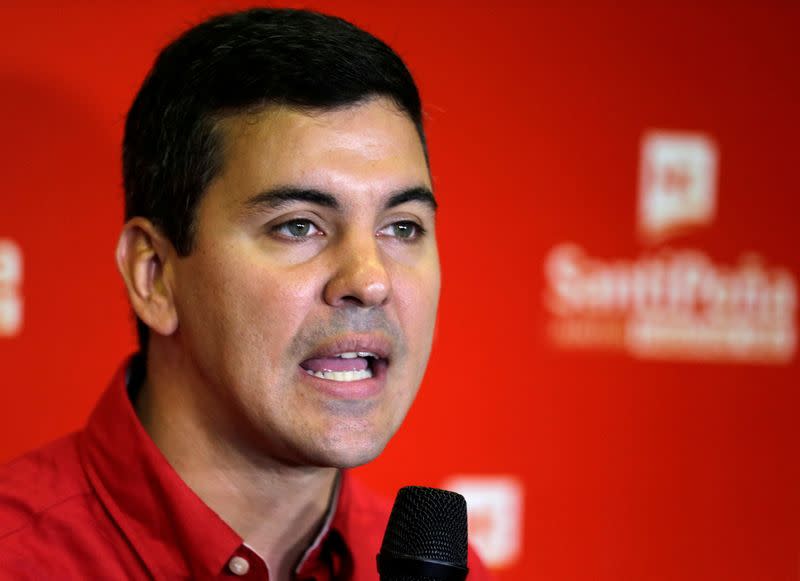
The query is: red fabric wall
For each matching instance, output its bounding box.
[1,2,798,579]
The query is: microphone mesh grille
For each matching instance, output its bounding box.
[380,486,468,567]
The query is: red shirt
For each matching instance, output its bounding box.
[0,362,492,580]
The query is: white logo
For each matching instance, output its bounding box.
[442,475,523,569]
[544,129,797,364]
[0,239,23,337]
[545,244,796,363]
[638,131,718,241]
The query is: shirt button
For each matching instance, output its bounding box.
[228,556,250,576]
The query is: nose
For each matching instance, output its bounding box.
[323,232,391,308]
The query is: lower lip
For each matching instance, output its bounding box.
[298,359,389,400]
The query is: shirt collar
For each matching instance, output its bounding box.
[79,356,354,580]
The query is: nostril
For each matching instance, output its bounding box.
[323,265,391,308]
[340,294,367,307]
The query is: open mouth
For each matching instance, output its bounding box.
[300,351,382,382]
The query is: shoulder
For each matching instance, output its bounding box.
[0,434,135,577]
[0,433,93,540]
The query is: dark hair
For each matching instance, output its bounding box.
[123,8,426,352]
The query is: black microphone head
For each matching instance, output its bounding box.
[378,486,468,581]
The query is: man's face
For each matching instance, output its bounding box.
[170,97,439,468]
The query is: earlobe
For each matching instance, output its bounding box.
[115,218,179,337]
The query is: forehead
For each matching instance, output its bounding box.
[211,97,431,207]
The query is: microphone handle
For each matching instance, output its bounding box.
[377,553,469,581]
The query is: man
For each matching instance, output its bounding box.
[0,7,491,580]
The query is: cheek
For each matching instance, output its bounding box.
[228,264,321,346]
[391,261,440,348]
[177,249,321,360]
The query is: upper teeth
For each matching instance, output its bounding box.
[306,368,373,382]
[338,351,376,359]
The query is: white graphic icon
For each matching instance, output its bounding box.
[639,131,718,241]
[442,475,523,569]
[0,239,23,337]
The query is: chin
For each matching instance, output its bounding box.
[303,430,392,469]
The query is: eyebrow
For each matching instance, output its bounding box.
[243,185,438,213]
[385,187,438,212]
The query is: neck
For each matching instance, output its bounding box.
[134,345,339,580]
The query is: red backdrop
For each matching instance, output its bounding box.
[1,2,798,579]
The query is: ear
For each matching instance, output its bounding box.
[115,218,179,338]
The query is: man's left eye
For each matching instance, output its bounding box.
[378,221,424,240]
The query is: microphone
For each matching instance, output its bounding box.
[377,486,469,580]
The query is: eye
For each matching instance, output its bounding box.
[378,220,425,241]
[272,219,322,239]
